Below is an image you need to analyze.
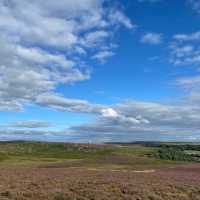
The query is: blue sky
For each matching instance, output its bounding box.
[1,0,200,142]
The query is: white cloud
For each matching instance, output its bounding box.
[2,94,200,142]
[2,0,200,142]
[16,46,75,69]
[169,44,195,65]
[100,108,119,118]
[70,99,200,140]
[36,93,97,113]
[109,10,134,29]
[2,91,200,142]
[170,31,200,66]
[173,31,200,41]
[81,31,110,48]
[35,93,151,129]
[92,51,115,62]
[141,32,163,45]
[0,0,133,111]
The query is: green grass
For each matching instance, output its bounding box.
[0,141,191,169]
[113,145,157,156]
[0,142,115,165]
[110,145,177,168]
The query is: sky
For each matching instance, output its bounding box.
[1,0,200,143]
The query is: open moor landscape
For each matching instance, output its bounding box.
[0,142,199,200]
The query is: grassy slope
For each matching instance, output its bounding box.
[0,141,180,170]
[0,142,114,165]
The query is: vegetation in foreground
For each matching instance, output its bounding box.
[0,141,199,199]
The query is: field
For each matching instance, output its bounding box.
[0,141,199,199]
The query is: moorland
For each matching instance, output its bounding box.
[0,141,200,200]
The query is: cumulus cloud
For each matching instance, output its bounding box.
[141,32,163,45]
[0,0,133,111]
[100,108,119,118]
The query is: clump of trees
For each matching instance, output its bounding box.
[154,146,197,162]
